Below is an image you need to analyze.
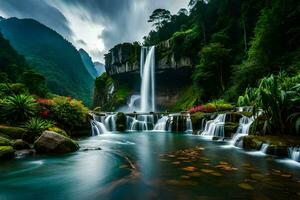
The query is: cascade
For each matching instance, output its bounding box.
[229,116,254,146]
[90,114,109,135]
[140,46,155,112]
[104,114,117,131]
[201,114,226,138]
[186,114,193,132]
[260,143,269,154]
[153,116,169,131]
[288,147,300,162]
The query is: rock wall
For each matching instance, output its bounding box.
[102,40,195,110]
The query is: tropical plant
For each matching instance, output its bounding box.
[24,118,54,136]
[50,96,88,129]
[0,94,37,123]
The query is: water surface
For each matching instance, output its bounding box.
[1,132,300,199]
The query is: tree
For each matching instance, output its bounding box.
[148,9,171,29]
[193,43,231,100]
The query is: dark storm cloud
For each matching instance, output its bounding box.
[0,0,73,38]
[0,0,189,61]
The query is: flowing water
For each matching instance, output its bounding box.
[201,114,226,138]
[1,132,300,200]
[140,46,155,112]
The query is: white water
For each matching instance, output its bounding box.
[201,114,226,138]
[186,114,193,132]
[229,116,254,147]
[104,114,117,131]
[246,143,269,156]
[288,147,300,162]
[153,116,168,131]
[140,46,155,112]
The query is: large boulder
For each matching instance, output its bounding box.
[34,131,79,154]
[116,112,127,131]
[0,146,15,160]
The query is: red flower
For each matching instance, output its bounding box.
[36,98,54,106]
[39,110,49,118]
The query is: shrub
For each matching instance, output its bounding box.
[0,94,37,123]
[188,100,233,113]
[24,118,54,136]
[50,96,88,129]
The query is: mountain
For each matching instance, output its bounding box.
[0,17,93,105]
[78,48,98,78]
[93,62,106,76]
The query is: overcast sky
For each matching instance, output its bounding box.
[0,0,189,62]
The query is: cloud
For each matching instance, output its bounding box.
[0,0,189,62]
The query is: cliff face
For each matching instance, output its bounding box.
[101,40,194,110]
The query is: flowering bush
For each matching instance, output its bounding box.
[49,96,88,129]
[188,100,233,113]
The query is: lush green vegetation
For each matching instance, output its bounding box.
[0,17,93,105]
[141,0,300,135]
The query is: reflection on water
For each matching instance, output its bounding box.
[0,132,300,199]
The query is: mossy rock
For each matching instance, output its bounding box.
[48,127,68,137]
[0,125,26,139]
[34,131,79,154]
[0,146,15,160]
[266,145,288,157]
[224,122,239,138]
[0,136,11,146]
[242,136,262,150]
[116,112,127,131]
[225,112,243,123]
[249,115,267,135]
[13,139,30,150]
[191,112,215,131]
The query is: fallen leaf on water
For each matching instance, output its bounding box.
[172,161,180,165]
[280,173,292,178]
[203,163,210,166]
[182,166,197,172]
[251,173,265,180]
[187,172,202,177]
[238,183,254,190]
[219,161,229,165]
[201,169,215,173]
[180,175,190,179]
[211,172,223,177]
[159,159,169,162]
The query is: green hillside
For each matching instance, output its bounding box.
[0,17,93,105]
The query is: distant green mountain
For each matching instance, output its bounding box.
[79,48,98,79]
[0,17,93,105]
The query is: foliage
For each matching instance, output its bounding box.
[148,9,172,29]
[0,94,37,123]
[50,96,88,129]
[189,100,233,113]
[193,43,231,101]
[21,70,48,97]
[0,18,93,105]
[24,118,54,136]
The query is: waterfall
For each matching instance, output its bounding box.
[128,114,154,131]
[140,46,155,112]
[288,147,300,162]
[153,116,168,131]
[186,114,193,132]
[229,116,254,146]
[260,143,269,154]
[90,114,109,135]
[201,114,226,138]
[104,114,117,131]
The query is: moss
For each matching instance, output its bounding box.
[48,127,68,137]
[0,146,15,160]
[170,86,200,112]
[116,112,127,131]
[191,112,214,131]
[224,122,239,138]
[242,136,262,150]
[0,136,11,146]
[0,125,27,139]
[249,115,267,135]
[225,112,243,123]
[12,139,30,150]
